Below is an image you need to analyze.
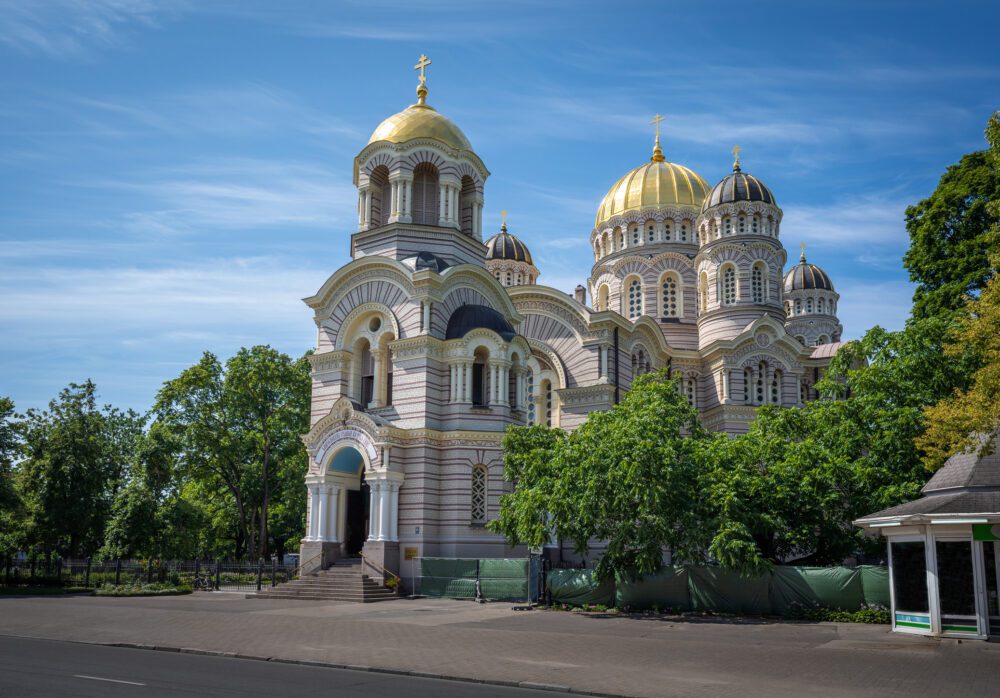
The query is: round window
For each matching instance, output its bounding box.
[368,317,382,333]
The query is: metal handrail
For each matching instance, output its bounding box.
[360,551,401,587]
[293,551,323,578]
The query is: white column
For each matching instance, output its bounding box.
[795,375,802,405]
[515,369,524,408]
[307,485,319,541]
[462,362,472,402]
[378,483,391,542]
[370,353,383,408]
[403,179,412,221]
[314,486,327,542]
[325,484,340,543]
[364,189,372,229]
[367,482,378,541]
[438,184,447,226]
[722,370,730,402]
[422,301,432,335]
[500,366,509,405]
[451,187,460,228]
[599,346,609,382]
[388,483,400,542]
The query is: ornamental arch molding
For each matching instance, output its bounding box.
[333,302,402,351]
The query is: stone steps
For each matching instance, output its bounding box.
[248,559,398,603]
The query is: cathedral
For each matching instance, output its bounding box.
[299,58,845,579]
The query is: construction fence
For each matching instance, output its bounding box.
[413,557,541,602]
[547,564,890,613]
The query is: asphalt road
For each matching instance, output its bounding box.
[0,636,555,697]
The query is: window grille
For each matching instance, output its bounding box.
[627,279,643,319]
[752,264,764,303]
[661,274,679,317]
[471,466,487,523]
[722,267,737,305]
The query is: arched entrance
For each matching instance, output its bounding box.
[324,445,371,556]
[345,481,370,556]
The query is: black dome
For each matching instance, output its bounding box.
[702,168,776,211]
[445,304,517,341]
[783,253,834,292]
[401,251,450,273]
[484,228,533,264]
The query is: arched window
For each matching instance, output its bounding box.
[358,339,374,406]
[684,376,696,407]
[459,175,476,236]
[756,361,767,404]
[771,369,782,405]
[724,218,733,236]
[646,221,656,243]
[660,272,681,318]
[817,334,829,345]
[752,215,760,234]
[794,299,802,315]
[368,165,390,228]
[615,228,624,251]
[680,221,690,242]
[541,379,553,427]
[665,220,674,241]
[471,465,487,524]
[506,271,512,286]
[806,297,814,313]
[631,225,640,246]
[526,370,535,424]
[472,348,489,406]
[818,297,825,314]
[597,284,610,311]
[721,265,737,306]
[744,367,753,404]
[626,277,643,319]
[700,272,709,313]
[751,263,765,303]
[602,232,611,256]
[412,163,439,226]
[796,335,806,345]
[738,216,746,234]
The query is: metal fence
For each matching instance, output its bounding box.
[411,557,541,602]
[1,557,298,592]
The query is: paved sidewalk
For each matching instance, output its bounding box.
[1,594,997,697]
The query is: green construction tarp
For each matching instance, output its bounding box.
[615,567,691,610]
[420,558,478,598]
[687,565,772,615]
[769,566,864,613]
[547,569,615,606]
[859,565,890,607]
[480,559,529,600]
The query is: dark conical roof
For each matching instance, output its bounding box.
[445,304,516,341]
[702,167,776,211]
[783,250,834,292]
[485,226,533,264]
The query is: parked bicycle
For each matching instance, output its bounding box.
[193,574,215,591]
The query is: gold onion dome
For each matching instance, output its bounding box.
[367,57,472,152]
[595,139,710,229]
[783,246,834,292]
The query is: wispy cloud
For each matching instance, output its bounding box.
[780,194,910,255]
[836,279,913,337]
[0,0,183,59]
[82,157,355,235]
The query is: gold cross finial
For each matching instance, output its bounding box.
[650,114,666,162]
[732,144,741,171]
[414,54,432,105]
[501,209,507,231]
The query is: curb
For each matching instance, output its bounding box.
[99,641,634,697]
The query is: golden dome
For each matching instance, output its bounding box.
[368,103,472,151]
[595,149,709,228]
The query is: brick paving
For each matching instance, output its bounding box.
[0,594,997,697]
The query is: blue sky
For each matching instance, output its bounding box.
[2,0,998,412]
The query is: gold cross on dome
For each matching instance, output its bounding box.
[650,113,665,140]
[501,210,507,228]
[732,144,741,163]
[414,54,432,84]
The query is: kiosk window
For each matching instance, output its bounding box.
[891,541,929,612]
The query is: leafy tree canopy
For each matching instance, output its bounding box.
[904,111,1000,320]
[490,370,711,581]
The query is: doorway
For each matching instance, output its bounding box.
[344,481,370,556]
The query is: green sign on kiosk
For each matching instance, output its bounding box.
[972,524,1000,542]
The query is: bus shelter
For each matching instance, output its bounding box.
[855,430,1000,640]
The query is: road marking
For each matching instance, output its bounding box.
[74,674,147,686]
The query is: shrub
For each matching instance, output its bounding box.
[785,603,890,624]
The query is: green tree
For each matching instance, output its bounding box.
[153,346,310,559]
[903,111,1000,320]
[16,381,143,557]
[490,371,711,581]
[0,397,26,555]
